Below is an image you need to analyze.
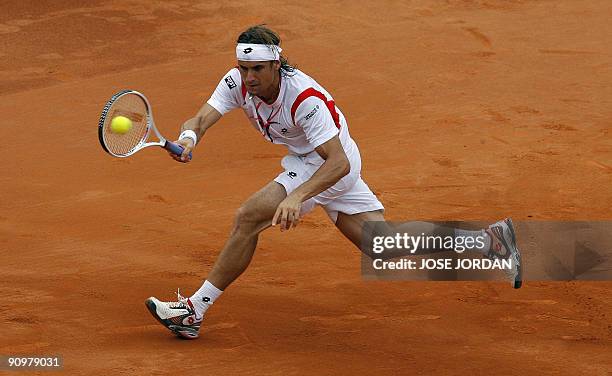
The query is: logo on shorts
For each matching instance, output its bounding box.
[304,105,319,121]
[224,76,237,89]
[288,171,297,179]
[243,47,253,54]
[281,128,288,133]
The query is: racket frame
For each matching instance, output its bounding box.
[98,90,178,158]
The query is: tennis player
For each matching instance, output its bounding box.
[145,25,522,339]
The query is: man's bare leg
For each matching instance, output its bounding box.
[207,181,287,289]
[145,181,288,339]
[334,210,456,259]
[334,211,522,288]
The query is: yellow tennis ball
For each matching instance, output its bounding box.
[110,116,132,134]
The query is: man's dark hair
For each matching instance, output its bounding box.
[237,25,296,77]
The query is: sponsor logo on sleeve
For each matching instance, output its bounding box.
[224,76,237,89]
[304,104,320,121]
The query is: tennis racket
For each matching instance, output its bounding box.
[98,90,192,159]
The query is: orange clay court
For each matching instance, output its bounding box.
[1,1,611,375]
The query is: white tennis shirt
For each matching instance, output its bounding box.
[207,68,359,165]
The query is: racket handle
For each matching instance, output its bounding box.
[164,141,193,160]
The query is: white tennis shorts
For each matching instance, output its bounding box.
[274,149,384,223]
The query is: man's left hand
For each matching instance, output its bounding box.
[272,194,302,231]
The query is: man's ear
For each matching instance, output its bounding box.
[272,60,281,70]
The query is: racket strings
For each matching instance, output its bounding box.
[102,94,149,156]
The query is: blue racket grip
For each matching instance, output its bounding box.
[164,141,193,160]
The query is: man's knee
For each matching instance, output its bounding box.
[232,202,270,235]
[231,181,286,235]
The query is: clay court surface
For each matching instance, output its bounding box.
[1,1,611,374]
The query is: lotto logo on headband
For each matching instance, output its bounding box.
[236,43,283,61]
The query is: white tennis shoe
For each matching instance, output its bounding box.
[145,289,203,339]
[486,218,523,289]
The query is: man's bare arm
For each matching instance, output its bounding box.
[171,103,222,162]
[272,135,350,230]
[290,135,350,202]
[180,103,223,143]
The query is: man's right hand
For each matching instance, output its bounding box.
[168,138,194,163]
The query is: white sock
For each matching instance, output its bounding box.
[189,280,223,318]
[454,229,491,255]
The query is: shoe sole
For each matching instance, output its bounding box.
[145,298,199,339]
[501,218,523,289]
